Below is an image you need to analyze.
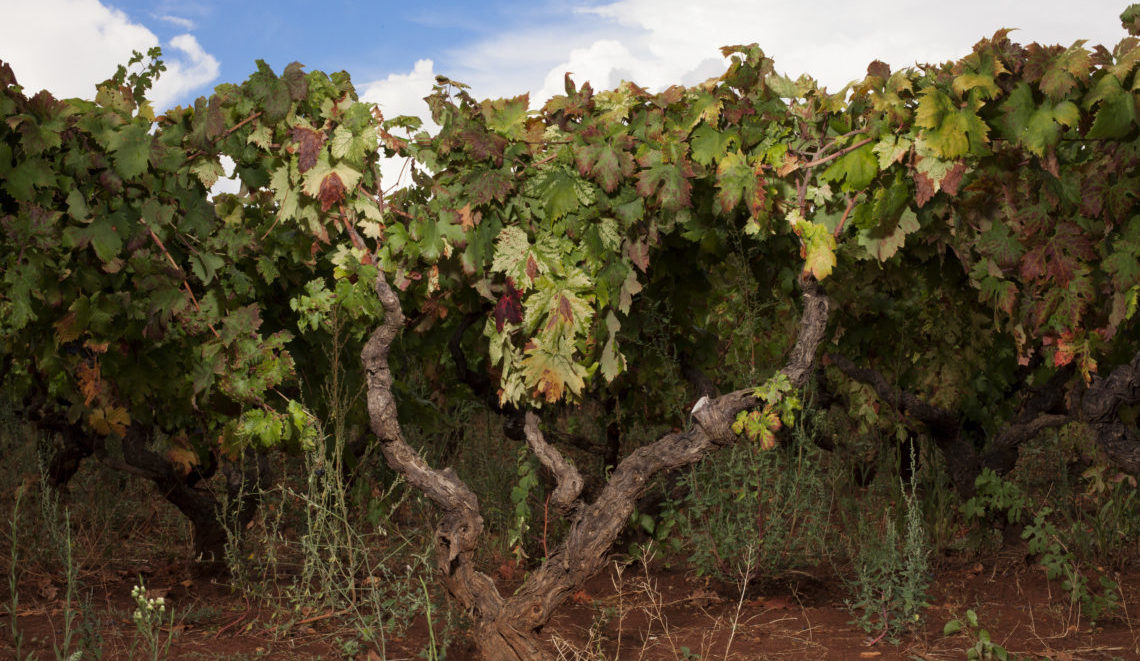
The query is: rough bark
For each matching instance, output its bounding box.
[830,349,1140,492]
[1080,350,1140,475]
[362,272,830,661]
[40,424,95,488]
[24,399,260,575]
[523,412,583,513]
[119,430,268,576]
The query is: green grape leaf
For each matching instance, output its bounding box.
[3,158,55,201]
[796,220,837,279]
[690,124,736,166]
[821,143,878,192]
[636,151,692,211]
[1038,41,1091,100]
[191,158,225,189]
[873,135,912,169]
[109,123,152,179]
[599,311,625,382]
[482,95,530,139]
[715,150,765,216]
[190,252,226,286]
[532,167,586,221]
[1087,79,1137,139]
[574,140,633,193]
[330,124,378,168]
[248,60,292,123]
[857,208,919,261]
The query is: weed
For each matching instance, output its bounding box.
[1072,467,1140,569]
[76,591,105,660]
[31,455,85,661]
[677,406,834,582]
[720,543,758,660]
[844,470,931,643]
[963,469,1122,627]
[7,485,29,661]
[943,609,1020,660]
[1023,506,1120,627]
[506,445,542,563]
[130,577,176,661]
[49,509,80,661]
[419,576,442,661]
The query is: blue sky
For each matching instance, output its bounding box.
[3,0,1127,189]
[3,1,1130,114]
[97,0,596,95]
[0,0,1131,159]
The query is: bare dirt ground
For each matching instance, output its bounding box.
[4,545,1138,661]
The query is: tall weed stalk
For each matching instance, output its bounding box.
[845,466,931,643]
[678,405,835,582]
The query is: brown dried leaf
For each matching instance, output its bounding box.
[167,447,199,476]
[866,60,891,80]
[54,312,82,344]
[77,362,102,406]
[940,162,967,197]
[290,126,325,173]
[457,203,479,230]
[558,295,574,324]
[914,171,936,207]
[627,239,650,272]
[317,172,346,212]
[525,254,539,283]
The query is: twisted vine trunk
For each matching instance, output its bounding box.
[362,273,830,661]
[118,431,269,576]
[1080,350,1140,475]
[828,349,1140,498]
[30,418,267,576]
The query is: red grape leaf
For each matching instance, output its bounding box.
[494,279,523,332]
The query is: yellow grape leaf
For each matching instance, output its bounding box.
[89,406,130,437]
[521,343,587,403]
[167,447,200,476]
[77,362,102,406]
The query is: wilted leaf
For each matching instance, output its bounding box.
[494,279,523,332]
[317,172,346,212]
[167,446,200,476]
[89,406,129,437]
[291,125,325,173]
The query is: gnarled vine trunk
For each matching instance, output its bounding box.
[119,431,269,575]
[362,272,830,661]
[828,349,1140,499]
[33,416,267,577]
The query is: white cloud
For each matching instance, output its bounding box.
[440,23,621,101]
[210,155,242,197]
[361,58,439,126]
[575,0,1126,92]
[360,59,440,190]
[441,0,1127,104]
[157,14,196,31]
[534,39,636,103]
[149,34,219,111]
[0,0,218,110]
